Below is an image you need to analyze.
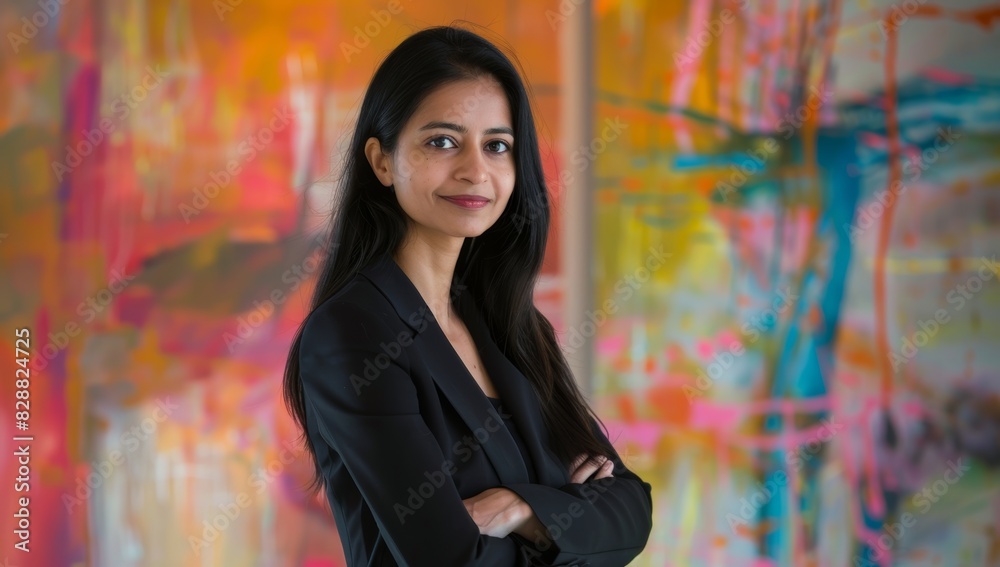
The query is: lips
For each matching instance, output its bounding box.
[442,195,489,202]
[441,195,491,209]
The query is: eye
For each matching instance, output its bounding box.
[486,140,511,153]
[428,136,457,149]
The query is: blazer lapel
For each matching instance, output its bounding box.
[455,290,569,488]
[358,252,531,485]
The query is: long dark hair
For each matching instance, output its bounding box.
[283,24,612,496]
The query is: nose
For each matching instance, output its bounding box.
[455,146,489,185]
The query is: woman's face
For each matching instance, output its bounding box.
[366,76,516,241]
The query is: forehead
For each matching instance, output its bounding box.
[407,77,511,127]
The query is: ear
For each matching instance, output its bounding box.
[364,137,393,187]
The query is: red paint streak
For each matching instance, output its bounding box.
[875,0,1000,408]
[956,5,1000,29]
[919,67,974,85]
[866,2,1000,540]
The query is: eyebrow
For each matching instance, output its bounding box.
[418,121,514,137]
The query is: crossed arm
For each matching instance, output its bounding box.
[300,300,653,566]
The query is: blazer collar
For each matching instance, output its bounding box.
[358,252,565,487]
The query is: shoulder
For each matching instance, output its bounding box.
[299,273,408,358]
[297,273,418,407]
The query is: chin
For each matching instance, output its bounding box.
[444,222,492,238]
[456,227,490,238]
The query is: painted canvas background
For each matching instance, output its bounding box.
[587,0,1000,565]
[1,0,998,566]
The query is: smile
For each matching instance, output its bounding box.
[441,196,491,209]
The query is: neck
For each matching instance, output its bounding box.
[392,230,465,332]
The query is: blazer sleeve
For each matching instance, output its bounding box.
[299,299,528,566]
[499,417,653,566]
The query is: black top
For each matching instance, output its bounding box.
[486,396,537,483]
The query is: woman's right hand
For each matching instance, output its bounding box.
[568,453,614,484]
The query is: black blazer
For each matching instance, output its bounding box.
[298,252,653,566]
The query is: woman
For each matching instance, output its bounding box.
[283,25,653,566]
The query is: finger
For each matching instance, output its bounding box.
[567,453,589,478]
[579,455,611,478]
[569,461,600,484]
[592,459,614,480]
[569,455,607,484]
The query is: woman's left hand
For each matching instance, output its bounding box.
[462,487,548,542]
